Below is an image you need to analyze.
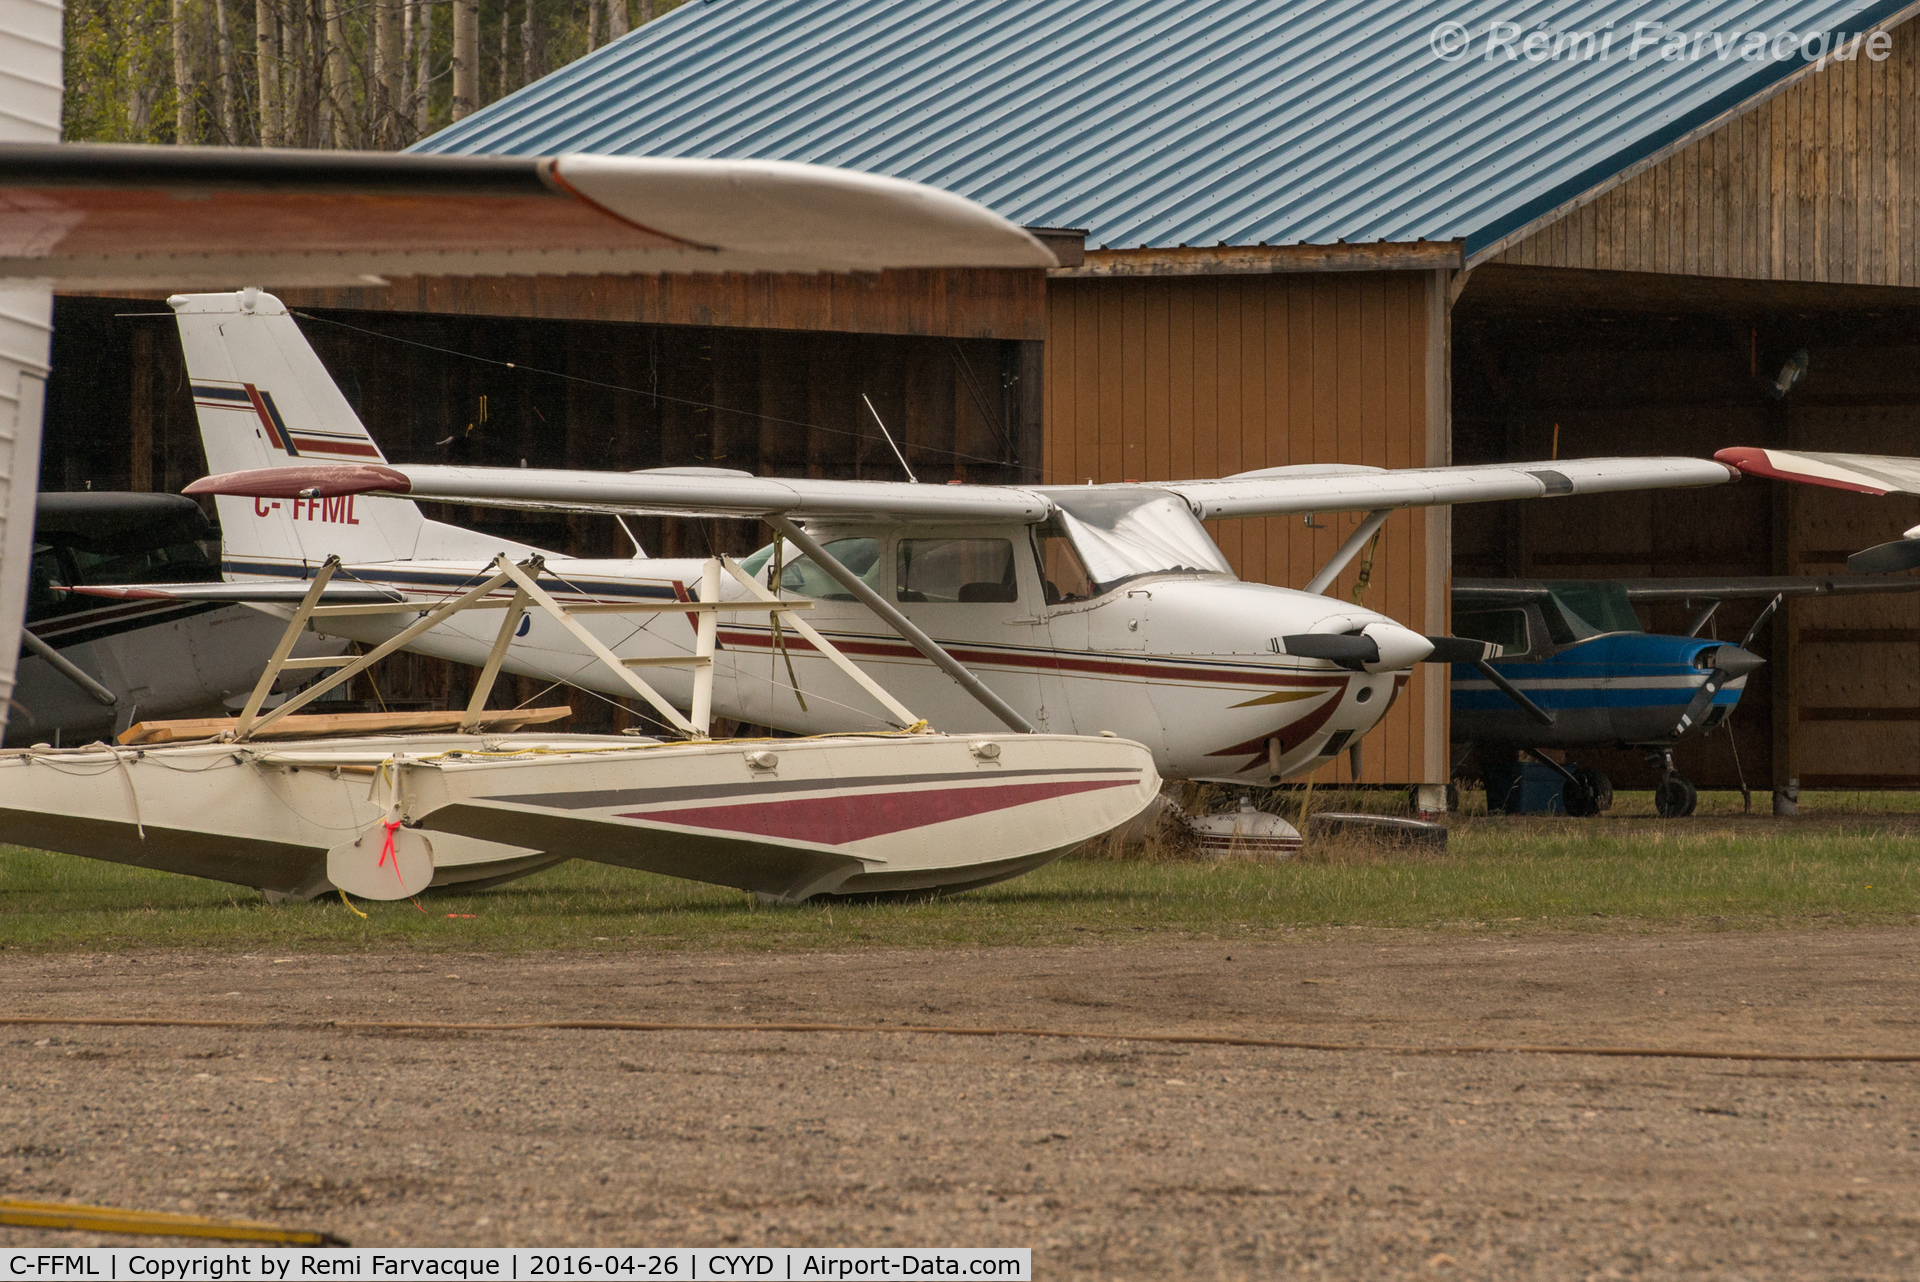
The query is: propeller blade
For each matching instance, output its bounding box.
[1472,659,1554,727]
[1672,645,1761,737]
[1738,594,1783,653]
[1423,636,1503,664]
[1847,537,1920,575]
[1279,633,1378,667]
[1672,672,1726,739]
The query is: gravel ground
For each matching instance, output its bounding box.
[1,928,1917,1278]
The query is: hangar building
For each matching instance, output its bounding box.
[48,0,1920,790]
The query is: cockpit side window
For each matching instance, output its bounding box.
[897,538,1017,603]
[1453,607,1530,656]
[775,537,882,601]
[1545,581,1643,636]
[1033,520,1096,605]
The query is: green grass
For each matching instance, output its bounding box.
[3,809,1917,952]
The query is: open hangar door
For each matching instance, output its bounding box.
[1451,264,1920,795]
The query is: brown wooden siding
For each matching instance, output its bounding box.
[1779,409,1920,788]
[270,267,1046,341]
[1044,272,1444,785]
[1493,20,1920,286]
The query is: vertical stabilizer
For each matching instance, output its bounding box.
[169,289,429,572]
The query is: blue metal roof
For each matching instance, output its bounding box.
[413,0,1917,256]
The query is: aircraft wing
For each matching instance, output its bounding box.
[1614,574,1920,601]
[0,144,1057,288]
[185,463,1054,523]
[1155,457,1736,519]
[1455,575,1920,605]
[1716,447,1920,495]
[184,456,1734,524]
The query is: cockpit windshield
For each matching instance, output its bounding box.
[1543,580,1643,640]
[1039,488,1235,601]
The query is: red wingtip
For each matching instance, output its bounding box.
[185,464,412,498]
[1713,447,1888,495]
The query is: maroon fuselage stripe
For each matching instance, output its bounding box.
[623,778,1137,846]
[717,628,1347,689]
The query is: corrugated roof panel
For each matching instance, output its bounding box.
[413,0,1918,254]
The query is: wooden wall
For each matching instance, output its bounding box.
[1044,271,1446,786]
[1493,19,1920,286]
[274,267,1046,342]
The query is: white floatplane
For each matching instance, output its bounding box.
[0,548,1160,902]
[144,291,1738,789]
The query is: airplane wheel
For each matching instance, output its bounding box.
[1563,766,1613,818]
[1654,774,1698,818]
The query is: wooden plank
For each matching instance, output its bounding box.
[1214,278,1245,572]
[1168,279,1196,486]
[1097,283,1126,484]
[1236,278,1268,584]
[1286,277,1317,594]
[1143,280,1171,483]
[1121,279,1148,482]
[1190,280,1221,489]
[1073,282,1102,484]
[1258,276,1288,590]
[1043,285,1075,484]
[119,705,573,745]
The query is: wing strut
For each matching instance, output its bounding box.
[1304,509,1393,596]
[766,515,1035,734]
[20,632,118,708]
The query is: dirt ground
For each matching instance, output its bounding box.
[1,929,1917,1278]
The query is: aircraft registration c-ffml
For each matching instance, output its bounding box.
[116,291,1738,785]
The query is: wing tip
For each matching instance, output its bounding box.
[1714,447,1888,494]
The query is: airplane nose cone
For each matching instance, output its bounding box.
[1701,644,1765,679]
[1359,622,1434,672]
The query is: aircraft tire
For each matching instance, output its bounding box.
[1654,774,1698,818]
[1563,766,1613,818]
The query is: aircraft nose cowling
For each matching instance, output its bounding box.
[1359,622,1434,672]
[1279,620,1435,672]
[1698,644,1765,679]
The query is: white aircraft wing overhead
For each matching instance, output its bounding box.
[1156,457,1737,520]
[0,144,1058,288]
[1716,447,1920,495]
[184,462,1054,523]
[185,456,1734,525]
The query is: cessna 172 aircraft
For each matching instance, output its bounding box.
[102,291,1741,786]
[1452,572,1920,816]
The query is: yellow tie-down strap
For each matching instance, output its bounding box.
[0,1197,347,1245]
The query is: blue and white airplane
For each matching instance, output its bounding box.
[1451,574,1920,816]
